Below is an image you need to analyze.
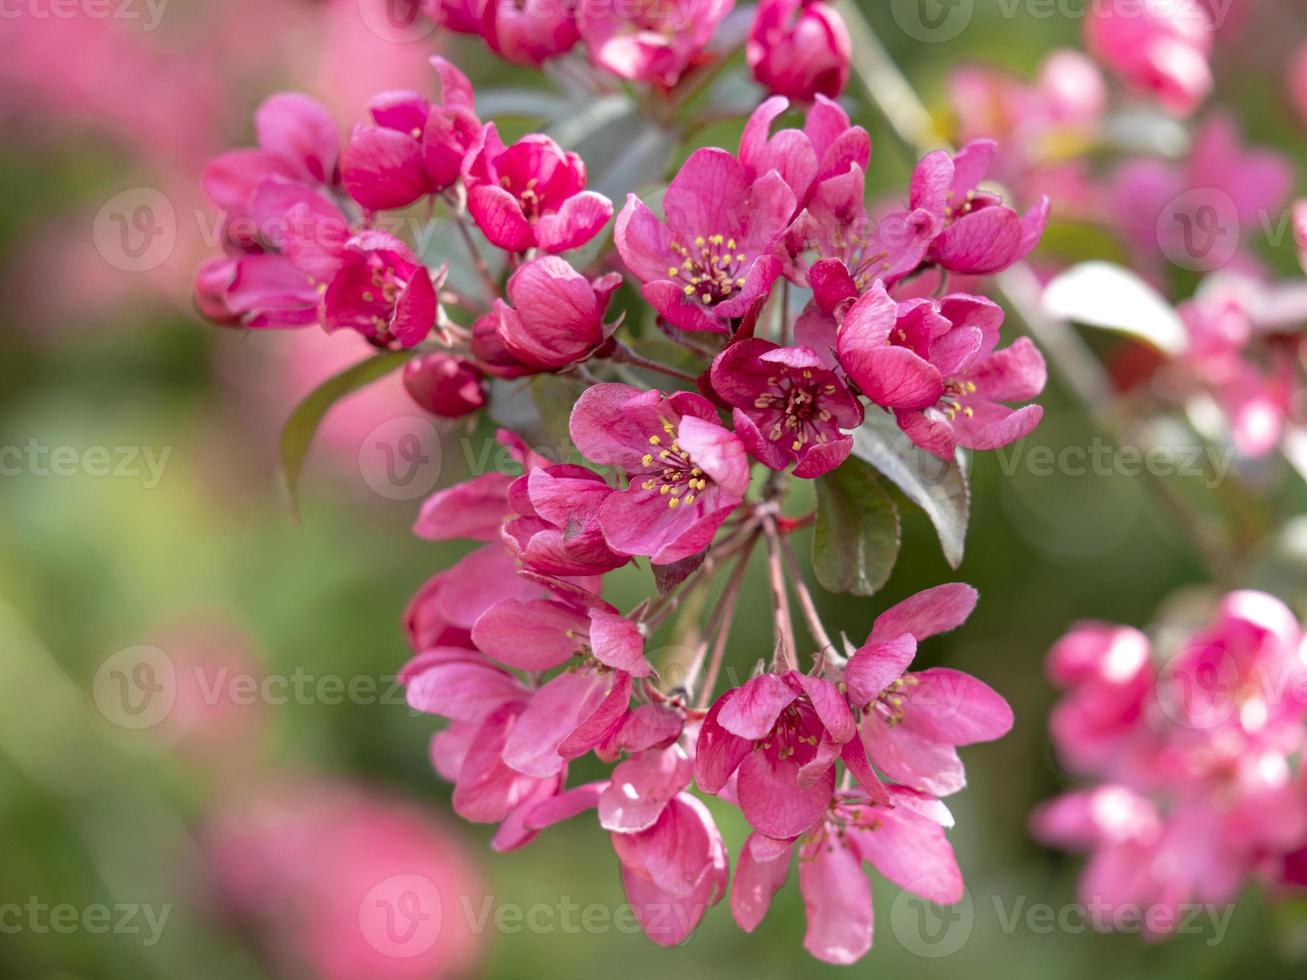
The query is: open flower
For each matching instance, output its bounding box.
[340,57,481,211]
[910,139,1049,275]
[579,0,735,87]
[473,256,622,373]
[320,231,438,348]
[844,584,1014,796]
[732,787,961,964]
[695,671,886,839]
[738,95,869,207]
[710,338,863,478]
[747,0,851,103]
[464,125,613,253]
[615,148,795,333]
[569,384,749,564]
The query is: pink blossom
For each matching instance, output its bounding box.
[503,464,632,576]
[321,232,438,348]
[837,284,1046,458]
[747,0,850,103]
[422,0,486,34]
[403,353,487,418]
[738,94,869,206]
[845,584,1013,796]
[464,125,614,253]
[709,338,863,477]
[475,256,622,372]
[569,384,750,564]
[579,0,735,87]
[340,58,480,211]
[910,140,1049,275]
[485,0,581,66]
[615,148,796,332]
[732,787,962,964]
[1084,0,1213,116]
[695,670,883,838]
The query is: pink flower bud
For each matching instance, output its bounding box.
[747,0,851,103]
[403,353,487,418]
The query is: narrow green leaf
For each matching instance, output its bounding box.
[850,412,970,569]
[279,350,412,519]
[813,455,901,597]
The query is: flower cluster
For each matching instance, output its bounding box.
[1032,591,1307,936]
[192,27,1046,966]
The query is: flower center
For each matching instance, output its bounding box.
[754,703,818,760]
[753,369,838,452]
[667,234,749,307]
[869,675,918,726]
[639,418,709,509]
[938,378,978,421]
[501,175,543,222]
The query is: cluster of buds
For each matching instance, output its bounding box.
[192,26,1048,963]
[1033,592,1307,935]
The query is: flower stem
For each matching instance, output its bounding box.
[778,535,840,670]
[764,515,796,673]
[608,342,700,384]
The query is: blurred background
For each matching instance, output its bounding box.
[2,1,1306,977]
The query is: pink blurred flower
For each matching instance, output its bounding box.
[485,0,581,66]
[747,0,851,102]
[709,338,863,477]
[579,0,735,86]
[616,147,795,332]
[204,781,484,980]
[1084,0,1214,116]
[569,384,750,564]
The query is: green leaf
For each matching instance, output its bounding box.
[812,455,901,597]
[850,412,970,569]
[530,373,588,455]
[279,350,412,519]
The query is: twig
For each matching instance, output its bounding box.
[778,535,838,669]
[608,341,700,384]
[764,516,796,672]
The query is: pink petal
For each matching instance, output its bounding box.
[693,698,752,793]
[732,832,793,932]
[845,634,918,705]
[502,670,611,776]
[413,473,514,542]
[471,598,588,671]
[859,719,966,797]
[588,608,653,677]
[467,184,535,251]
[340,125,428,211]
[870,583,979,644]
[535,190,614,253]
[717,674,799,739]
[900,668,1014,745]
[737,747,834,838]
[849,801,963,903]
[798,836,873,965]
[599,746,692,832]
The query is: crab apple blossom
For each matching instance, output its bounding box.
[910,139,1049,276]
[738,94,869,207]
[340,58,480,211]
[733,787,961,964]
[710,338,863,477]
[474,256,622,373]
[616,147,795,333]
[463,125,613,254]
[747,0,851,103]
[502,463,631,577]
[1084,0,1213,116]
[320,232,439,348]
[578,0,735,87]
[569,383,750,564]
[483,0,581,66]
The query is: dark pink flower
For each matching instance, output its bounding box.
[615,148,796,333]
[732,787,962,964]
[695,670,887,839]
[910,140,1049,275]
[502,463,631,577]
[838,285,1046,458]
[569,384,750,564]
[404,353,487,418]
[321,231,438,348]
[710,338,863,477]
[845,584,1013,797]
[476,256,622,372]
[738,95,869,206]
[747,0,850,103]
[422,0,486,34]
[484,0,580,66]
[464,125,613,254]
[1085,0,1213,116]
[340,58,480,211]
[579,0,734,86]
